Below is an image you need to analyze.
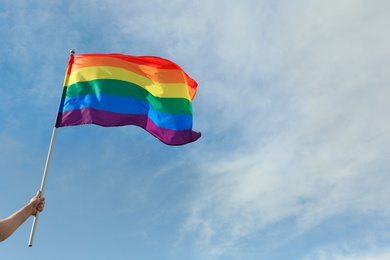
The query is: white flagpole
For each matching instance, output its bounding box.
[28,127,57,246]
[28,49,75,247]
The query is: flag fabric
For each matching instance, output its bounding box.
[55,53,201,145]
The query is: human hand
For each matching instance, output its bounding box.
[28,190,45,216]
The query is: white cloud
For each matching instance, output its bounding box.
[1,0,389,258]
[175,0,390,258]
[302,237,390,260]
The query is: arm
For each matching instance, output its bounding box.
[0,191,45,242]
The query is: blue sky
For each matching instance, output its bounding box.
[0,0,389,259]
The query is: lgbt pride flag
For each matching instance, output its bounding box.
[55,53,201,145]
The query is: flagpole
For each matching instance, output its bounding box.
[28,50,75,247]
[28,127,57,246]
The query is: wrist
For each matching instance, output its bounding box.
[26,202,37,216]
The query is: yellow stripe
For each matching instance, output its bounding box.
[63,74,70,86]
[66,66,191,100]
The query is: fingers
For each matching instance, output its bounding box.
[37,203,45,212]
[34,191,46,212]
[38,196,45,208]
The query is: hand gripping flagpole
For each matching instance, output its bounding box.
[28,50,76,247]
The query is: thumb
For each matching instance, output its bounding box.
[35,190,42,199]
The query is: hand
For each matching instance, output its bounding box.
[28,191,45,216]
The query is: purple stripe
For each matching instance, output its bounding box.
[55,108,201,145]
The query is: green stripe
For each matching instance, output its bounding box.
[63,79,193,115]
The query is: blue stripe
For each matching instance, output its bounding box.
[61,94,193,130]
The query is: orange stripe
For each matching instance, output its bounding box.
[72,56,187,84]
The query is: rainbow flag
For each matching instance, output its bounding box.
[55,53,201,145]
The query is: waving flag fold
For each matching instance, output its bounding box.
[55,53,201,145]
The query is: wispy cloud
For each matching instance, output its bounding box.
[302,234,390,260]
[1,0,389,259]
[173,0,390,258]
